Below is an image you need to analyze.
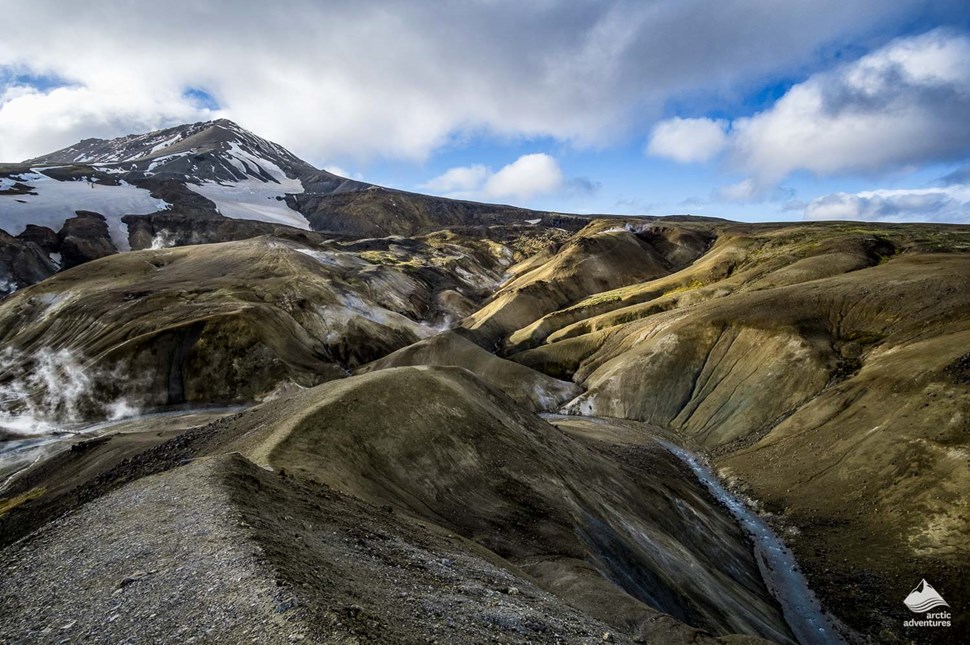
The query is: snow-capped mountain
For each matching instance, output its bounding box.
[27,119,335,187]
[1,119,571,296]
[24,119,368,226]
[3,120,367,248]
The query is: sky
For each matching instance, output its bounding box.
[2,1,970,223]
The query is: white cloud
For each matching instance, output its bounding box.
[730,29,970,182]
[422,165,489,193]
[483,154,564,200]
[0,84,212,162]
[803,185,970,223]
[0,0,944,164]
[646,117,728,163]
[423,154,564,201]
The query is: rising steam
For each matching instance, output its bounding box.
[0,347,139,437]
[150,229,176,250]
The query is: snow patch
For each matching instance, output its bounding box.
[146,152,191,173]
[187,176,309,230]
[2,171,45,186]
[225,141,290,182]
[149,134,182,155]
[0,172,168,251]
[599,226,628,234]
[93,165,132,175]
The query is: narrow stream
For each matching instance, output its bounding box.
[656,438,844,645]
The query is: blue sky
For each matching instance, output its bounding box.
[1,1,969,223]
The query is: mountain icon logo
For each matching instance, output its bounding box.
[904,579,949,613]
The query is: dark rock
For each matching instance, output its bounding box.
[274,597,298,613]
[123,210,321,251]
[0,228,58,294]
[71,436,112,452]
[58,211,117,269]
[17,225,60,255]
[118,570,153,588]
[342,604,363,618]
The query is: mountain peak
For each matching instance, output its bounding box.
[6,119,376,242]
[197,118,248,137]
[209,117,239,127]
[23,118,319,184]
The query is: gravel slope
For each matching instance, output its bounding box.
[0,453,650,644]
[0,455,301,644]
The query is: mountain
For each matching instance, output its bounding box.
[1,119,588,296]
[1,121,968,644]
[24,118,368,214]
[26,119,324,184]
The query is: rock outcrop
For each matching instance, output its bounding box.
[0,229,57,296]
[56,211,118,269]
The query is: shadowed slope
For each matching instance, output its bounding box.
[230,366,792,643]
[0,235,515,419]
[357,331,581,411]
[0,454,643,644]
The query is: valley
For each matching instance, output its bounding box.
[1,121,967,644]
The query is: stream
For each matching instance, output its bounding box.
[656,438,844,645]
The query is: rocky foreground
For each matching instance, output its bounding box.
[1,216,968,643]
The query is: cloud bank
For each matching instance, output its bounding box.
[649,29,970,183]
[803,186,970,223]
[0,0,950,164]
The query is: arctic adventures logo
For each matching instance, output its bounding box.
[903,579,951,628]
